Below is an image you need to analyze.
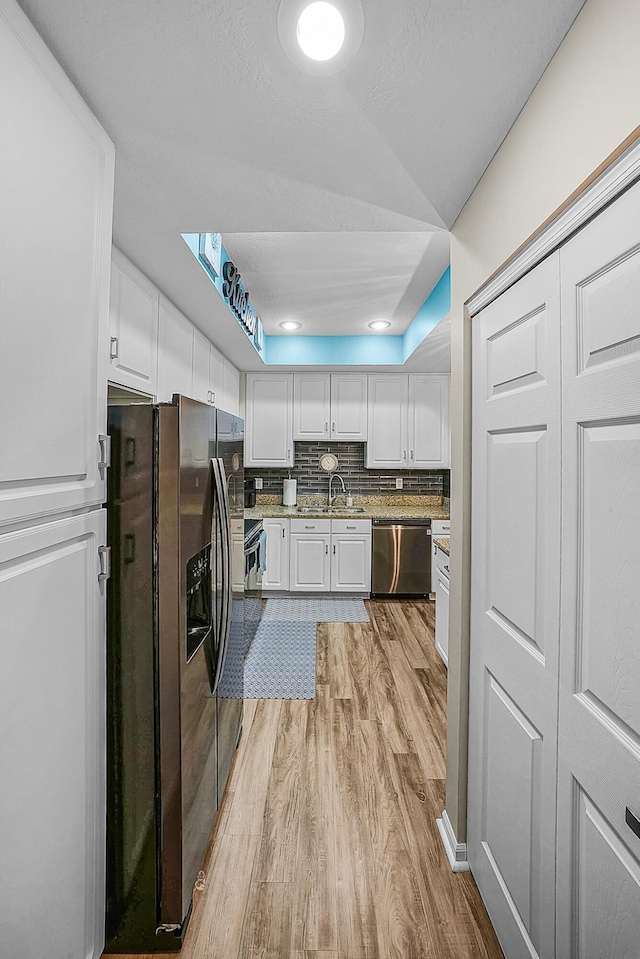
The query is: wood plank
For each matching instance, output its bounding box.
[254,699,307,882]
[239,881,294,959]
[327,623,353,700]
[385,646,447,779]
[222,698,282,836]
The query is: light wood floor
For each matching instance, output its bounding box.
[110,599,503,959]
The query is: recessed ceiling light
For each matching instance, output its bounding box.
[280,320,302,330]
[368,320,391,330]
[297,2,345,61]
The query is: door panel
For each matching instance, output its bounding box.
[262,518,290,590]
[366,374,408,468]
[294,374,330,439]
[557,180,640,958]
[290,534,331,591]
[157,297,194,402]
[245,374,293,467]
[109,249,158,396]
[0,2,114,527]
[331,534,371,591]
[0,511,107,959]
[469,252,561,959]
[331,374,367,440]
[409,374,449,468]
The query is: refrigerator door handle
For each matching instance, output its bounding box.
[210,457,232,694]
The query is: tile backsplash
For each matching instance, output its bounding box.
[246,442,449,498]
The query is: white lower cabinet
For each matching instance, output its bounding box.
[264,517,371,592]
[290,532,332,591]
[434,547,450,666]
[331,533,372,591]
[0,510,107,959]
[262,518,290,591]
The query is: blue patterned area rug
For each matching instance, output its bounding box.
[218,619,317,700]
[263,597,369,623]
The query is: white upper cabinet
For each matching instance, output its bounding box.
[0,0,114,528]
[331,374,368,440]
[366,374,449,469]
[293,374,331,440]
[209,345,225,409]
[157,296,194,402]
[409,374,450,468]
[366,375,409,468]
[245,374,293,467]
[192,328,212,404]
[109,249,159,396]
[222,358,240,415]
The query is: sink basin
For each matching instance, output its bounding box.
[295,506,365,514]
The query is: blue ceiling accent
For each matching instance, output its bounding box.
[183,234,450,365]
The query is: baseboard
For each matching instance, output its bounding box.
[437,809,470,873]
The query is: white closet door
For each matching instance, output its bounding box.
[0,0,114,528]
[0,510,107,959]
[468,253,561,959]
[556,179,640,958]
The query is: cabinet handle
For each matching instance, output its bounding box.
[333,544,336,554]
[288,449,291,461]
[109,336,119,360]
[626,807,640,840]
[332,422,335,433]
[305,525,316,529]
[403,450,407,461]
[326,544,328,554]
[411,450,414,460]
[347,525,356,530]
[282,528,285,538]
[325,422,328,432]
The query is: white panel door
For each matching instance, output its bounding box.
[366,375,408,468]
[192,328,212,404]
[330,374,368,440]
[409,374,450,468]
[109,248,158,396]
[468,253,561,959]
[245,374,293,467]
[556,180,640,958]
[209,344,225,409]
[262,518,290,591]
[157,296,194,402]
[222,358,240,415]
[294,374,331,440]
[0,510,107,959]
[331,534,371,591]
[0,0,114,528]
[290,533,331,591]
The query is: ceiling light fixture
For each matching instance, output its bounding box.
[280,320,302,330]
[368,320,391,330]
[297,2,345,61]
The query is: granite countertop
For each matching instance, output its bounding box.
[434,537,450,555]
[245,494,450,522]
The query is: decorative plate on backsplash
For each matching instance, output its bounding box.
[319,451,339,473]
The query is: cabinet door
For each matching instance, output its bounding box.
[231,519,244,592]
[366,375,408,468]
[222,358,240,415]
[157,297,194,402]
[0,0,114,528]
[262,518,290,590]
[0,510,107,959]
[245,375,293,467]
[290,533,331,591]
[294,374,330,440]
[331,534,371,591]
[409,374,450,468]
[109,249,158,396]
[192,328,212,404]
[434,567,449,666]
[555,178,640,958]
[209,345,225,409]
[468,253,561,959]
[331,374,368,440]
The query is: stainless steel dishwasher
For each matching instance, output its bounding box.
[371,518,432,597]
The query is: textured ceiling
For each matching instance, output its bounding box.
[16,0,586,370]
[222,231,450,335]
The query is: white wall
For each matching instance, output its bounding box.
[446,0,640,841]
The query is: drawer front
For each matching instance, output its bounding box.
[432,520,450,536]
[290,518,331,533]
[331,519,372,534]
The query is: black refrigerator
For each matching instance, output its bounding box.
[105,396,244,953]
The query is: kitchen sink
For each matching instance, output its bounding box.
[295,506,365,514]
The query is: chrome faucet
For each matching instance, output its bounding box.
[328,472,346,506]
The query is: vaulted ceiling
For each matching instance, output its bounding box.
[18,0,586,370]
